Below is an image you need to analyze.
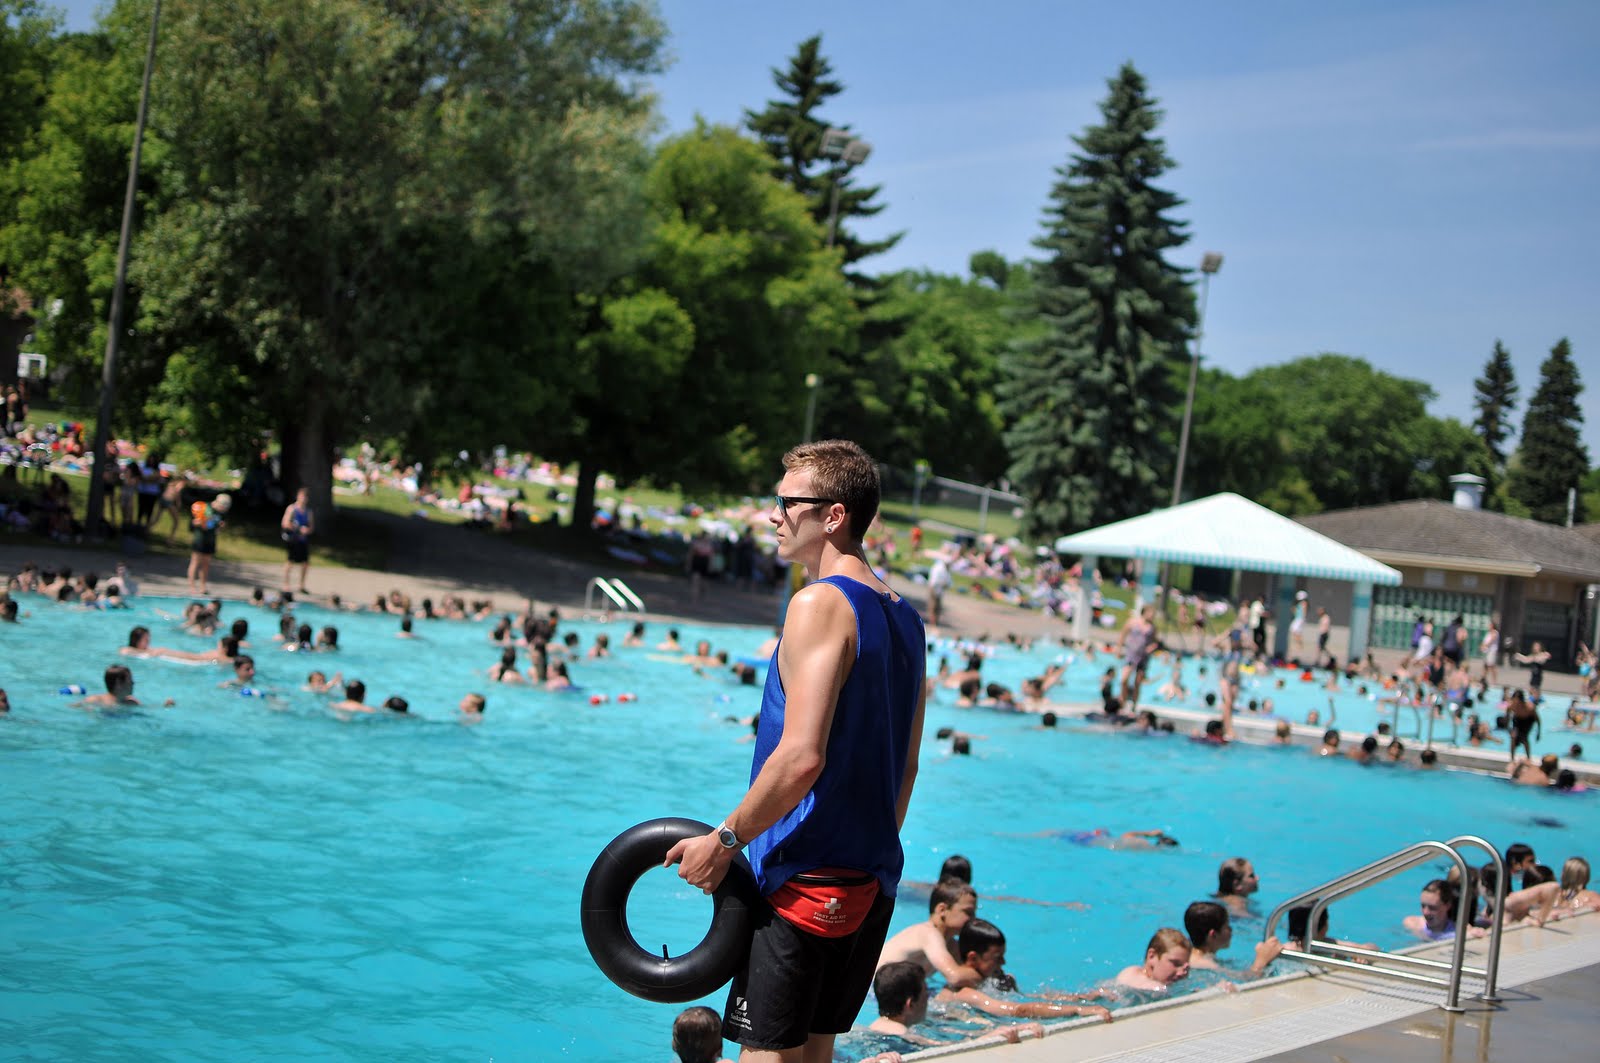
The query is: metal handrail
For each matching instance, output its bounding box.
[607,577,645,612]
[584,577,646,618]
[585,578,628,616]
[1262,836,1505,1012]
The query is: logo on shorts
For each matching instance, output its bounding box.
[728,996,751,1031]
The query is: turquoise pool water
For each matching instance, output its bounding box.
[2,595,1595,1061]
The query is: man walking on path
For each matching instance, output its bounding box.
[665,439,927,1063]
[281,488,315,594]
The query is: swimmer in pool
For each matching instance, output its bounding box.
[1402,878,1486,942]
[303,670,343,694]
[1115,927,1192,992]
[875,879,982,989]
[544,660,573,691]
[75,664,172,709]
[489,647,525,684]
[1532,857,1600,924]
[1183,901,1283,979]
[936,920,1113,1022]
[119,625,210,661]
[670,1005,735,1063]
[220,655,256,689]
[867,961,1044,1047]
[459,692,486,719]
[1039,828,1179,850]
[1214,857,1260,916]
[332,679,372,714]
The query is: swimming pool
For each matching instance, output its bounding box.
[2,595,1595,1061]
[957,637,1585,761]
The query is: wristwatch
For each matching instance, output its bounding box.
[715,822,741,849]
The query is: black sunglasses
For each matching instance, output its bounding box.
[774,495,838,511]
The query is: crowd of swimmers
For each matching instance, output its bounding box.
[920,611,1594,789]
[666,841,1599,1059]
[0,563,771,723]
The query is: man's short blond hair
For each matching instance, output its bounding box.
[781,439,879,541]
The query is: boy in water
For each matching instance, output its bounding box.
[1183,901,1283,978]
[936,919,1112,1022]
[876,879,982,988]
[76,664,171,709]
[867,961,1041,1047]
[671,1006,734,1063]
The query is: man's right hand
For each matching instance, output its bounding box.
[663,830,734,894]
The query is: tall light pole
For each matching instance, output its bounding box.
[802,373,821,441]
[820,127,871,247]
[86,0,163,539]
[1170,251,1223,508]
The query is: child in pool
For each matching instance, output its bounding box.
[867,961,1044,1047]
[936,920,1113,1022]
[1116,927,1192,991]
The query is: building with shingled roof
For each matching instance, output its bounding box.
[1291,476,1600,669]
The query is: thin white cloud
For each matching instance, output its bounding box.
[1414,127,1600,151]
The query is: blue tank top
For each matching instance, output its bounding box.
[746,575,926,898]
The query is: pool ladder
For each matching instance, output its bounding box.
[585,576,645,618]
[1263,835,1506,1012]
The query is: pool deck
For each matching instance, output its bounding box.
[907,911,1600,1063]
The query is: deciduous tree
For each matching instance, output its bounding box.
[127,0,665,521]
[550,123,855,527]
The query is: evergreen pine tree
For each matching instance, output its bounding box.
[998,63,1194,539]
[1510,338,1589,524]
[744,35,901,272]
[1473,341,1518,465]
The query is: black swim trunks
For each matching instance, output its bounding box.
[723,891,894,1051]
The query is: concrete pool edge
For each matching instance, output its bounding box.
[897,911,1600,1062]
[1038,699,1600,785]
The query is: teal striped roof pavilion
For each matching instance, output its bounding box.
[1054,492,1402,585]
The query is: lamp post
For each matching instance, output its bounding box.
[819,127,871,247]
[86,0,163,540]
[802,373,821,442]
[1170,251,1223,508]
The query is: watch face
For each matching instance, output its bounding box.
[718,827,739,848]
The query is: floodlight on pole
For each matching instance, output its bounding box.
[86,0,162,540]
[1170,251,1223,508]
[803,373,821,442]
[819,127,871,247]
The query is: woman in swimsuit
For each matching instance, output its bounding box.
[1403,879,1463,941]
[1117,604,1158,710]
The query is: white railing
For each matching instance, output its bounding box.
[584,577,645,618]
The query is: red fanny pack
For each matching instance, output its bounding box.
[769,867,880,938]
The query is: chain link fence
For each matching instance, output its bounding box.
[877,462,1028,544]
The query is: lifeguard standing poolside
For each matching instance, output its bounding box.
[665,439,927,1063]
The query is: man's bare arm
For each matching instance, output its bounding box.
[665,585,854,891]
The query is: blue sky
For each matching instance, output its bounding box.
[53,0,1600,459]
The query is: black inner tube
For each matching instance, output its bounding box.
[580,817,761,1004]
